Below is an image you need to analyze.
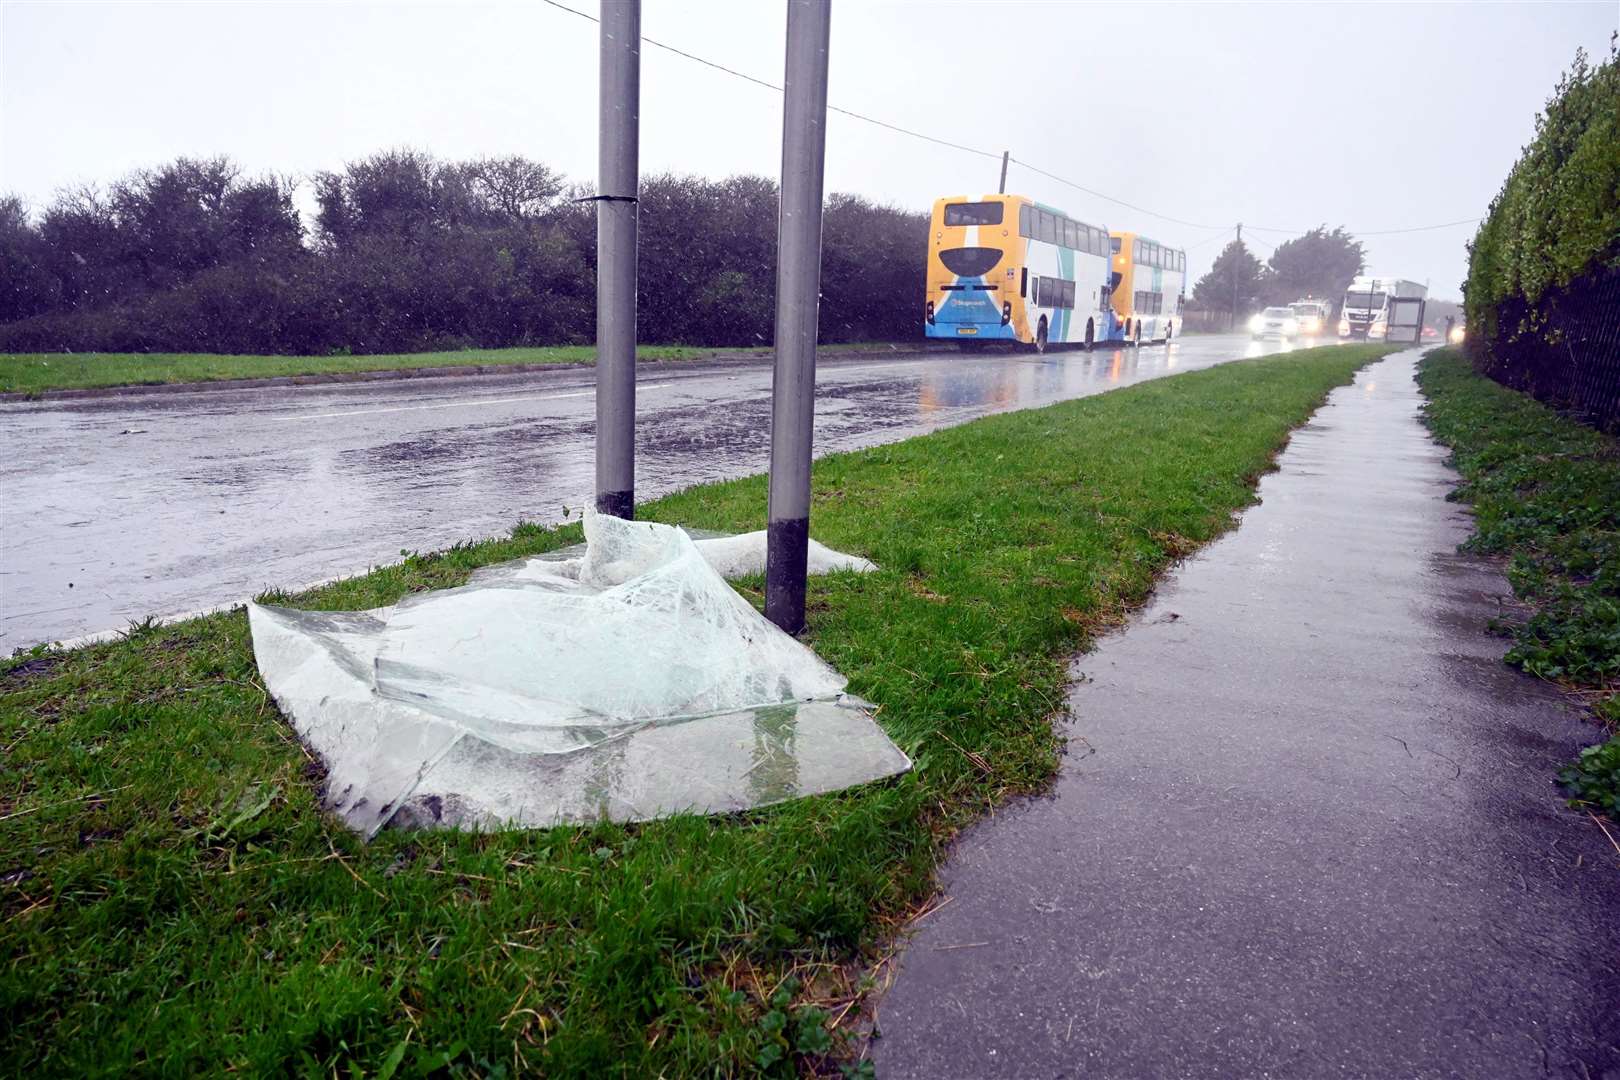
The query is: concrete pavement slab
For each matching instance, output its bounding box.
[872,349,1620,1079]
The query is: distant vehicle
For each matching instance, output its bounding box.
[1250,306,1300,339]
[1338,276,1426,339]
[925,194,1115,351]
[1110,232,1187,344]
[1422,326,1439,339]
[1288,298,1332,336]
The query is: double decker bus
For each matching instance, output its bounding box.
[925,194,1115,352]
[1109,231,1186,343]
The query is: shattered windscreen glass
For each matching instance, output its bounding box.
[249,512,909,836]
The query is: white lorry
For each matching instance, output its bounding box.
[1289,297,1334,336]
[1337,276,1426,341]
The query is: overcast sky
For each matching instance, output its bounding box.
[3,0,1615,297]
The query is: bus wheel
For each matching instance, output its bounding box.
[1084,319,1094,350]
[1164,321,1173,342]
[1035,317,1049,354]
[1132,320,1141,345]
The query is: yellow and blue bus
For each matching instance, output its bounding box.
[1109,231,1186,344]
[925,194,1116,351]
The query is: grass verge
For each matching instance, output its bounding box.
[1417,348,1620,817]
[2,344,1388,1075]
[0,344,882,396]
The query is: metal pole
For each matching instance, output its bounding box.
[998,150,1009,194]
[595,0,640,519]
[764,0,832,635]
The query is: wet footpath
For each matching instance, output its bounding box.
[872,349,1620,1078]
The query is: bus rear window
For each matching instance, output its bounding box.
[944,202,1003,226]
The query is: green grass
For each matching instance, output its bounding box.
[1417,348,1620,809]
[1,343,1389,1076]
[0,345,807,396]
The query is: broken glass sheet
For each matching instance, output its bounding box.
[248,512,908,837]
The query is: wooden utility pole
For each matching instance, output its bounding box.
[1232,222,1243,330]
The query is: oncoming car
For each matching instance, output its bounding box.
[1289,299,1332,336]
[1249,306,1300,339]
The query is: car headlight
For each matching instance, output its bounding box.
[1248,314,1265,332]
[1448,326,1466,344]
[1284,319,1299,333]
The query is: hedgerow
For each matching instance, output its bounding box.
[1463,45,1620,429]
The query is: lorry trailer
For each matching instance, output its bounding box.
[1338,276,1426,340]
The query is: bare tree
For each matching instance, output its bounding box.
[467,156,565,222]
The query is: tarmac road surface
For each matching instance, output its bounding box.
[2,333,1312,649]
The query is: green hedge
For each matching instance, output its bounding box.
[1464,46,1620,427]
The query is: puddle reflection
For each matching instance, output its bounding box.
[916,345,1176,409]
[1246,337,1298,358]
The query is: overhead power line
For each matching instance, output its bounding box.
[536,0,1480,241]
[1351,217,1482,236]
[537,0,1001,162]
[1184,226,1235,252]
[1006,158,1227,232]
[1245,232,1278,258]
[1245,217,1481,237]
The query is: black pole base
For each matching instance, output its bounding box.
[765,516,810,635]
[595,490,634,519]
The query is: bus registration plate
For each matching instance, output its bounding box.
[956,327,978,335]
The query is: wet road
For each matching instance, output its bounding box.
[2,333,1304,649]
[872,350,1620,1077]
